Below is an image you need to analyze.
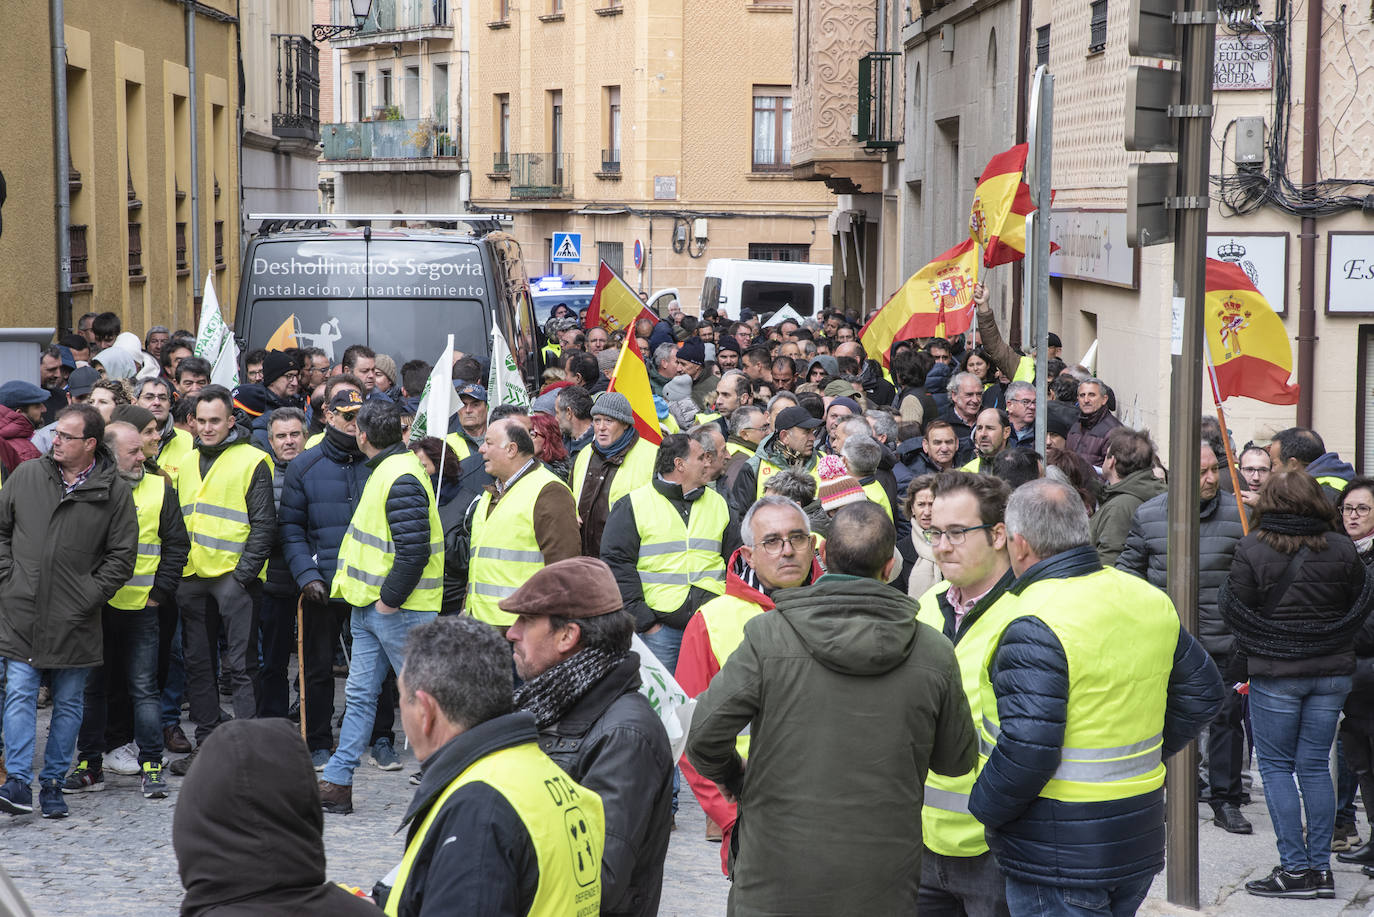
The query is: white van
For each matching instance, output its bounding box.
[698,258,833,321]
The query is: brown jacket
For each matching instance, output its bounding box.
[482,461,581,565]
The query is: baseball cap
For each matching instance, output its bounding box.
[456,382,488,403]
[68,366,100,397]
[774,405,823,432]
[328,389,364,413]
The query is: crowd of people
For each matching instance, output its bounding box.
[0,292,1371,915]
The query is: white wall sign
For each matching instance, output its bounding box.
[1328,233,1374,315]
[1214,35,1273,91]
[1206,232,1288,315]
[1048,210,1138,289]
[653,175,678,201]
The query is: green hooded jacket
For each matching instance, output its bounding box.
[1090,467,1168,567]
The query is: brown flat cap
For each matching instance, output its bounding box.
[498,557,624,618]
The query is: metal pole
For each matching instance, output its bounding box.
[1024,66,1051,455]
[187,0,203,310]
[1163,0,1217,906]
[51,0,73,335]
[1294,0,1321,428]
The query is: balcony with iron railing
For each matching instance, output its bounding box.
[509,153,570,199]
[321,118,461,172]
[330,0,453,47]
[598,148,621,176]
[273,34,321,143]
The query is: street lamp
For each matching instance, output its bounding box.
[312,0,373,42]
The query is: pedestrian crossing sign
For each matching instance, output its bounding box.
[552,232,582,263]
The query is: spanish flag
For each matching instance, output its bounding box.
[265,315,298,352]
[970,144,1036,267]
[585,262,658,334]
[860,239,980,365]
[606,336,664,445]
[1205,258,1299,405]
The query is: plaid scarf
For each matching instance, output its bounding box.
[514,647,626,728]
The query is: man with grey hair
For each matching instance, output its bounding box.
[762,469,828,536]
[688,423,729,494]
[1003,380,1037,449]
[502,558,673,916]
[723,405,768,498]
[842,433,895,521]
[379,615,607,915]
[648,342,680,397]
[970,479,1223,915]
[1065,377,1122,467]
[942,371,984,460]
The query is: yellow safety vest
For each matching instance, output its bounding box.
[110,472,166,611]
[1013,355,1035,383]
[305,431,325,450]
[753,454,821,500]
[725,441,755,459]
[178,442,271,579]
[628,484,728,614]
[697,592,766,758]
[660,413,681,435]
[383,741,604,917]
[1316,474,1348,493]
[978,567,1178,804]
[861,480,893,520]
[694,411,722,427]
[915,580,1022,858]
[157,427,194,479]
[571,435,657,515]
[445,431,475,461]
[467,464,572,626]
[331,451,445,611]
[542,343,562,365]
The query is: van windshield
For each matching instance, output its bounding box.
[242,238,493,363]
[741,280,815,317]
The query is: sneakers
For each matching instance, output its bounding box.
[0,777,33,816]
[370,737,402,771]
[1210,802,1252,835]
[319,780,353,815]
[142,762,169,799]
[163,725,193,754]
[310,749,332,771]
[63,760,105,794]
[105,742,141,776]
[1311,868,1335,899]
[169,749,197,777]
[409,771,422,786]
[39,780,67,819]
[1333,819,1360,851]
[1245,866,1318,899]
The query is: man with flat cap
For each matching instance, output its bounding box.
[503,557,674,917]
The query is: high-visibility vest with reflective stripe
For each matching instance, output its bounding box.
[978,566,1178,804]
[383,741,603,917]
[571,435,657,515]
[305,431,325,450]
[725,441,754,458]
[915,580,1024,857]
[628,484,728,614]
[467,465,571,626]
[697,592,766,758]
[694,411,722,427]
[445,431,474,461]
[178,443,272,579]
[753,455,821,500]
[1013,355,1035,383]
[158,427,194,479]
[1316,474,1349,493]
[110,472,166,610]
[861,480,893,520]
[331,451,444,611]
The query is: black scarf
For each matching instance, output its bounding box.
[1258,512,1331,536]
[513,647,626,728]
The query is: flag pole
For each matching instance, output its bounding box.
[1203,336,1250,535]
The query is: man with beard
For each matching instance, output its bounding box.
[503,558,673,917]
[960,409,1012,474]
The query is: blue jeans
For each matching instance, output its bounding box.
[160,617,185,729]
[1004,876,1152,917]
[322,606,429,787]
[1249,674,1352,872]
[3,663,90,785]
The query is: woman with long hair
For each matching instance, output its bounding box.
[1221,471,1374,899]
[529,411,571,483]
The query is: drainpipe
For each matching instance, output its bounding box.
[458,0,471,208]
[1009,0,1032,345]
[1295,0,1320,427]
[52,0,73,334]
[187,0,203,308]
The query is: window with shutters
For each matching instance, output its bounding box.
[1088,0,1107,53]
[1036,24,1051,68]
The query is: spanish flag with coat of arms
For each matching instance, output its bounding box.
[1204,258,1299,405]
[859,239,981,366]
[969,144,1037,268]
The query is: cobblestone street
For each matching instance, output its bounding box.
[0,695,732,916]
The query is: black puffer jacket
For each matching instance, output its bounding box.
[539,653,673,917]
[1220,530,1371,678]
[194,427,277,588]
[1117,491,1246,656]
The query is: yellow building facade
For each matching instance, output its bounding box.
[469,0,833,305]
[0,0,239,336]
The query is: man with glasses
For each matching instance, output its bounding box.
[913,471,1018,917]
[1238,444,1273,508]
[722,405,768,497]
[1004,381,1037,448]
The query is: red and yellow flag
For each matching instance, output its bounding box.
[861,239,980,365]
[970,144,1036,268]
[265,315,298,351]
[585,262,658,334]
[1205,258,1299,405]
[606,336,664,445]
